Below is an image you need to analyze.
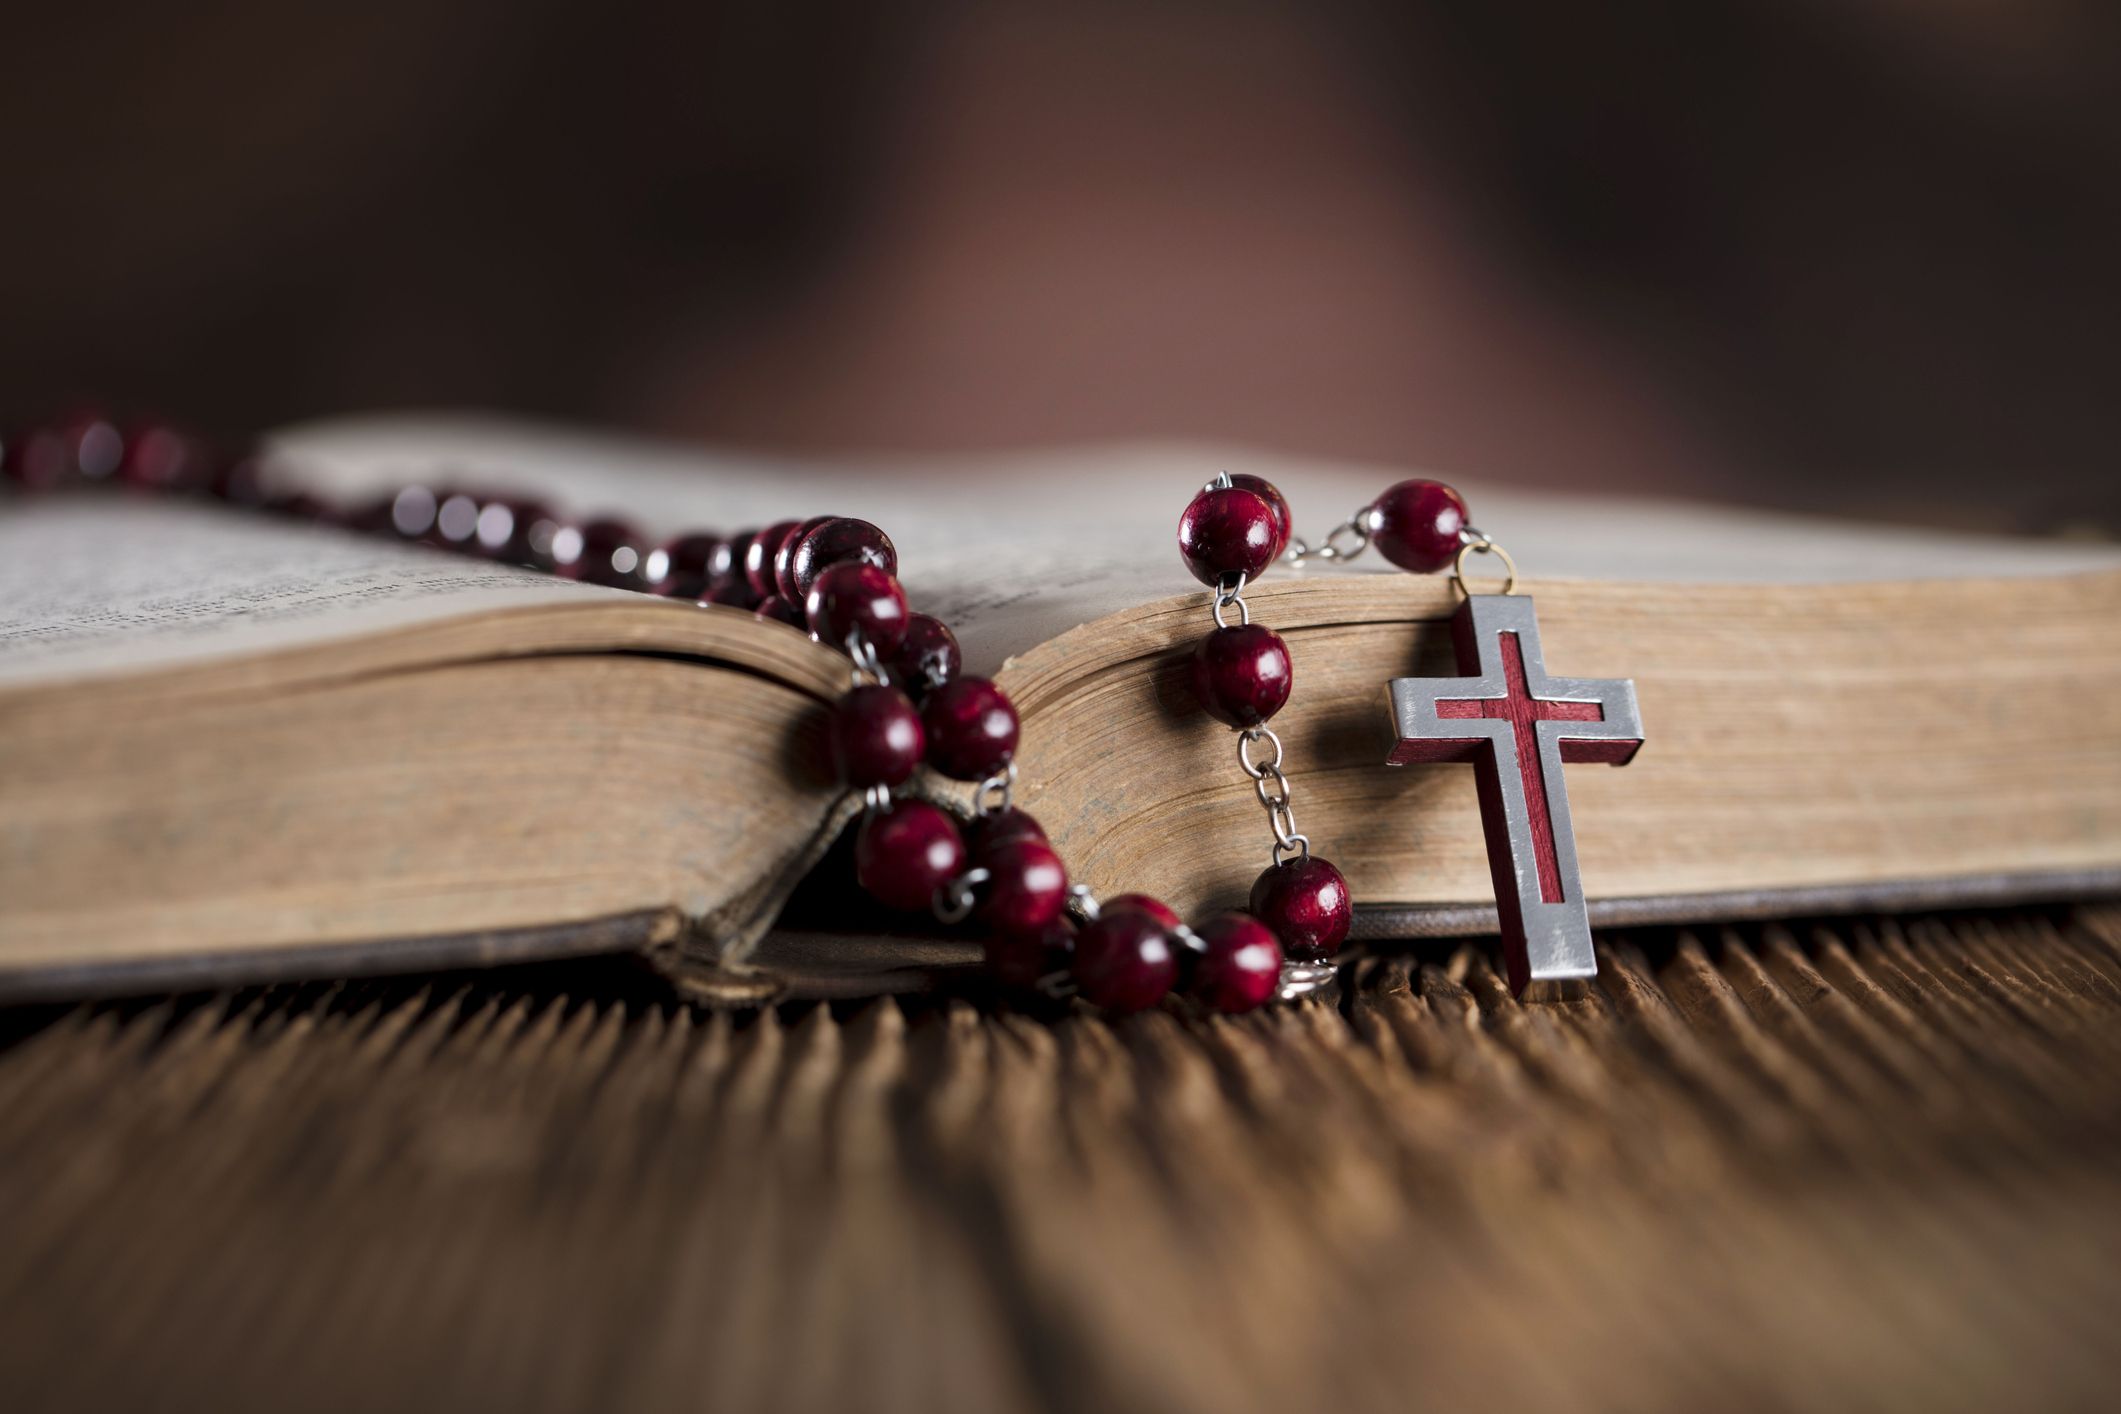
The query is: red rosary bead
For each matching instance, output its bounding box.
[773,516,837,600]
[1101,893,1181,929]
[562,517,649,587]
[1073,909,1180,1013]
[806,561,910,656]
[1249,856,1353,961]
[754,595,806,629]
[787,517,897,600]
[985,917,1074,992]
[650,533,734,598]
[4,424,73,490]
[892,613,961,696]
[968,806,1046,854]
[974,836,1069,936]
[1190,623,1293,728]
[856,800,967,912]
[1187,912,1283,1013]
[116,423,207,493]
[1226,474,1291,560]
[1177,484,1282,587]
[1368,479,1468,574]
[830,684,926,787]
[920,676,1019,781]
[746,519,803,599]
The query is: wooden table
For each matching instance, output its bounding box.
[6,906,2121,1412]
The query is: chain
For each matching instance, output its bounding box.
[1282,503,1377,569]
[846,630,890,688]
[974,761,1017,815]
[1237,725,1310,864]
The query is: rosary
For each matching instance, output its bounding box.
[6,416,1644,1009]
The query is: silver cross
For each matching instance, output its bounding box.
[1386,594,1644,995]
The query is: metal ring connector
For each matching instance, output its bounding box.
[974,762,1017,815]
[933,866,992,925]
[847,631,892,687]
[1212,573,1251,629]
[1450,533,1519,598]
[1276,958,1338,1001]
[1236,726,1284,779]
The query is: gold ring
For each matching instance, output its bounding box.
[1451,538,1518,597]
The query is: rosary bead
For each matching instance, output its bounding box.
[920,676,1019,781]
[1190,623,1293,728]
[968,807,1046,854]
[3,425,71,489]
[856,800,967,913]
[117,423,207,492]
[830,683,926,787]
[774,516,837,600]
[1102,893,1181,929]
[704,576,761,609]
[1368,479,1468,574]
[974,837,1069,936]
[1177,485,1281,587]
[746,519,803,598]
[649,533,733,598]
[1187,912,1283,1013]
[892,613,961,696]
[562,517,650,587]
[788,517,898,600]
[1072,909,1180,1013]
[806,561,910,656]
[1226,474,1292,560]
[985,918,1074,992]
[1248,856,1353,961]
[754,595,807,629]
[209,455,272,508]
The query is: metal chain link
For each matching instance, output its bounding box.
[933,866,991,925]
[974,761,1017,816]
[1282,503,1377,569]
[846,630,891,688]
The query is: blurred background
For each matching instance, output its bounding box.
[2,0,2114,527]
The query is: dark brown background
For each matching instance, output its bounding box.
[3,0,2116,525]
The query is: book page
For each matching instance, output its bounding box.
[274,414,2121,673]
[0,500,621,688]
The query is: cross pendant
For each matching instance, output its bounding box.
[1386,595,1644,995]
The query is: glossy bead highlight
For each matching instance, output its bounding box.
[1073,910,1180,1013]
[789,517,898,600]
[1177,485,1281,587]
[564,518,649,587]
[856,800,967,912]
[1248,856,1353,961]
[1187,912,1283,1013]
[806,561,910,656]
[1191,623,1293,728]
[1368,479,1468,574]
[830,684,926,787]
[974,838,1069,936]
[651,533,734,598]
[921,676,1019,781]
[747,519,803,598]
[892,614,961,696]
[1226,474,1292,560]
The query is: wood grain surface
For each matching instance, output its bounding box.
[5,906,2121,1413]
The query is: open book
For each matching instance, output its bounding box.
[4,415,2118,1000]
